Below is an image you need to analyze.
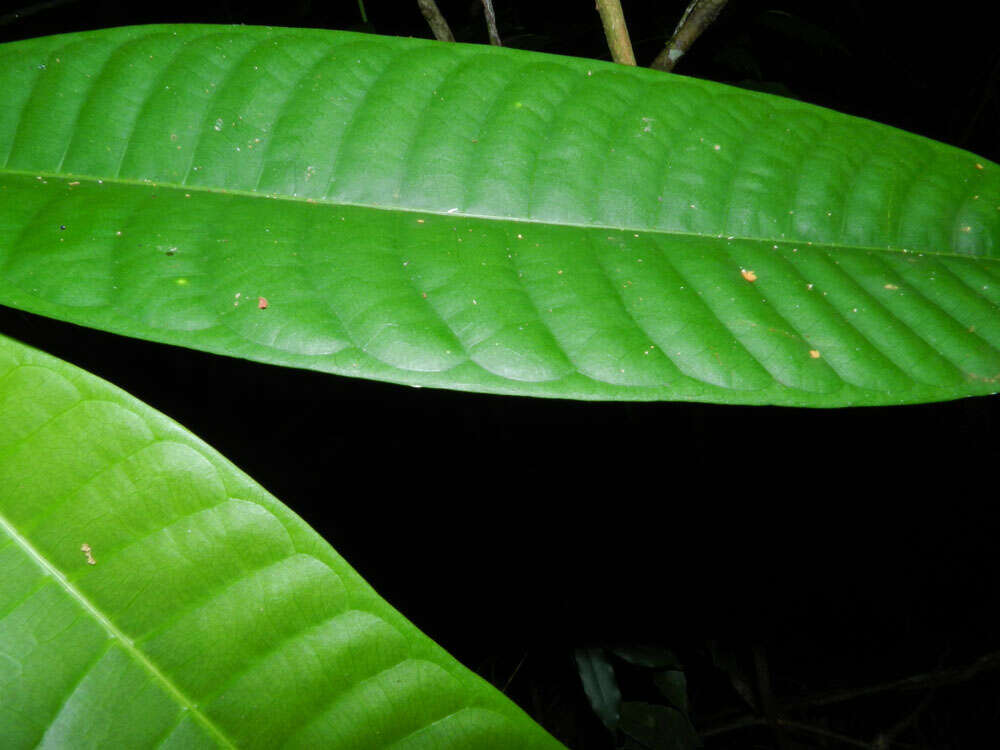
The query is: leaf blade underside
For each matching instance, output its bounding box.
[0,24,998,406]
[0,332,565,749]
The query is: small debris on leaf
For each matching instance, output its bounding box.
[809,350,821,359]
[741,268,757,282]
[257,296,268,309]
[81,543,96,565]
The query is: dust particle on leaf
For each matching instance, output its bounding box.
[809,350,821,359]
[741,269,758,282]
[80,543,96,565]
[258,296,268,309]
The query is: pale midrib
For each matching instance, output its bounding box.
[2,166,997,265]
[0,510,235,749]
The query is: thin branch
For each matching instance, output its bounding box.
[0,0,81,27]
[701,649,1000,737]
[872,692,934,750]
[481,0,502,46]
[595,0,636,66]
[754,645,790,750]
[651,0,728,72]
[702,716,918,749]
[781,719,886,749]
[417,0,455,43]
[356,0,368,25]
[785,649,1000,712]
[501,650,528,693]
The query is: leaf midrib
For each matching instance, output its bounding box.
[0,509,235,749]
[3,167,994,265]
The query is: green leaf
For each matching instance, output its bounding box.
[652,670,688,715]
[0,332,565,749]
[575,647,621,731]
[0,24,998,406]
[619,702,700,750]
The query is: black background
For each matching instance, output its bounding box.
[2,1,999,747]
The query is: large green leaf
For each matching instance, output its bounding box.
[0,331,564,748]
[0,24,996,406]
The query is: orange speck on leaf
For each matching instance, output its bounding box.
[257,296,268,309]
[741,269,758,282]
[809,350,821,359]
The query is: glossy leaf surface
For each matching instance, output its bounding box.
[0,24,998,405]
[575,647,621,732]
[0,332,564,749]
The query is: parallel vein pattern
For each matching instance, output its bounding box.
[0,334,564,749]
[0,24,998,405]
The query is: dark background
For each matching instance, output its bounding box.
[2,1,999,747]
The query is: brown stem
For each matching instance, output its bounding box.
[417,0,455,43]
[651,0,728,72]
[595,0,636,66]
[481,0,502,46]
